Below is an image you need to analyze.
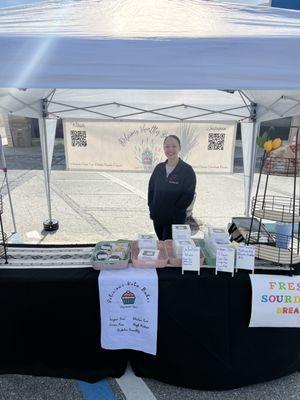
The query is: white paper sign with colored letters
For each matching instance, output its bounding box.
[249,275,300,328]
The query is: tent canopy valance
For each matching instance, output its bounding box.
[1,88,300,124]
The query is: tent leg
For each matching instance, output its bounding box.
[40,108,59,232]
[0,135,17,234]
[246,122,259,217]
[241,121,256,217]
[4,172,17,233]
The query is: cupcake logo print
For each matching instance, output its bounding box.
[121,290,136,305]
[135,137,161,171]
[141,148,153,167]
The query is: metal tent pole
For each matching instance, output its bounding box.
[0,134,17,233]
[41,99,59,231]
[4,172,16,234]
[245,103,258,217]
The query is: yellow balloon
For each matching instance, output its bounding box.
[263,140,273,152]
[272,138,282,150]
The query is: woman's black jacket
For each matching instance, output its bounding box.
[148,159,196,224]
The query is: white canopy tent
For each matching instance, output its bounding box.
[0,0,300,231]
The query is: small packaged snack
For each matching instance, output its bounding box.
[138,249,160,261]
[91,240,131,270]
[131,241,168,268]
[172,224,191,240]
[138,234,157,249]
[173,239,195,258]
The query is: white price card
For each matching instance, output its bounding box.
[216,245,235,275]
[182,246,200,274]
[236,244,255,272]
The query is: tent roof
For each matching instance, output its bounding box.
[1,0,299,38]
[0,0,299,90]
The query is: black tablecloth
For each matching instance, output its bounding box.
[131,268,300,390]
[0,268,127,382]
[0,264,299,389]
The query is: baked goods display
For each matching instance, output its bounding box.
[131,240,168,268]
[91,240,131,270]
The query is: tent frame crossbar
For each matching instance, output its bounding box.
[238,90,253,105]
[46,89,56,103]
[257,95,300,121]
[280,96,300,116]
[238,90,252,114]
[181,105,249,120]
[46,99,251,121]
[262,96,286,118]
[6,93,40,115]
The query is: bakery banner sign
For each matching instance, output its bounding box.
[64,120,236,172]
[98,266,158,355]
[249,275,300,328]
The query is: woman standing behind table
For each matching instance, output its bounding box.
[148,135,196,240]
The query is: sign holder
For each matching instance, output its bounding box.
[182,246,201,275]
[215,245,235,277]
[235,244,255,273]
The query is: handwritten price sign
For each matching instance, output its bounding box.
[236,244,255,272]
[216,245,235,276]
[182,246,200,274]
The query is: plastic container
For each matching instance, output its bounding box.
[91,240,130,270]
[131,240,168,268]
[164,239,205,267]
[275,222,292,249]
[172,224,191,240]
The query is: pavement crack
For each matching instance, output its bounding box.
[49,181,112,236]
[0,170,36,195]
[99,172,147,200]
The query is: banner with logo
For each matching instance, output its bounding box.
[249,275,300,328]
[98,266,158,355]
[64,120,236,172]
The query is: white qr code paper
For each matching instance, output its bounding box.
[208,132,225,150]
[70,130,87,147]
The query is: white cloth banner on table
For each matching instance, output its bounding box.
[98,266,158,355]
[249,275,300,328]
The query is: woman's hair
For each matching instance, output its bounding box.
[163,135,181,146]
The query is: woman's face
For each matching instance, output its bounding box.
[163,137,180,160]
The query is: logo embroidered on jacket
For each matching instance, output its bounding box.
[168,174,179,184]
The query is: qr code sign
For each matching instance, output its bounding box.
[70,130,87,147]
[207,133,225,150]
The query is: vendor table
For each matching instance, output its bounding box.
[132,268,300,390]
[0,244,299,389]
[0,264,127,381]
